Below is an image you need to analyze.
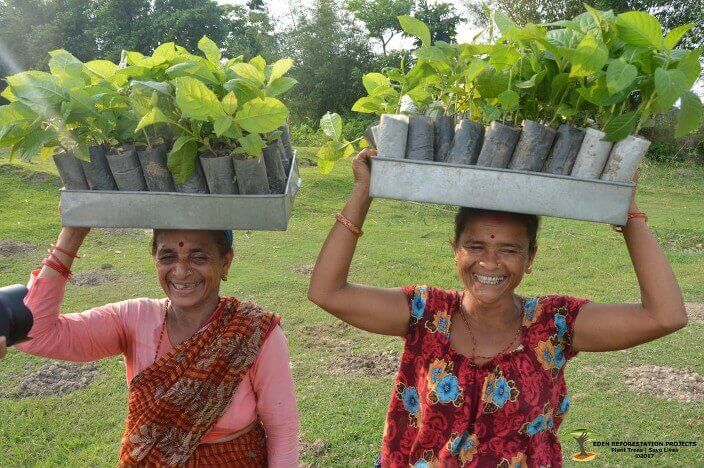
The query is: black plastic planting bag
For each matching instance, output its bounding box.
[509,120,557,172]
[233,156,271,195]
[53,152,89,190]
[200,154,238,194]
[137,143,176,192]
[106,145,148,191]
[262,142,287,193]
[82,145,118,190]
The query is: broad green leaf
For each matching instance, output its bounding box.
[318,158,334,174]
[398,15,431,47]
[268,58,293,84]
[134,107,175,133]
[515,71,546,89]
[475,70,510,99]
[235,97,288,134]
[320,112,343,141]
[225,79,260,104]
[174,76,225,121]
[351,96,384,113]
[603,112,638,141]
[6,71,65,114]
[615,12,663,49]
[230,63,265,86]
[152,42,178,61]
[465,60,488,81]
[48,49,84,77]
[676,50,702,89]
[490,44,520,70]
[130,80,172,95]
[654,68,688,110]
[664,24,694,50]
[239,133,266,157]
[13,127,50,162]
[498,90,519,111]
[167,136,199,184]
[577,85,627,106]
[85,60,117,80]
[415,46,451,69]
[166,61,220,86]
[265,77,297,96]
[405,86,430,105]
[606,60,638,94]
[555,104,577,117]
[675,91,703,138]
[483,104,502,122]
[369,85,398,99]
[493,11,516,35]
[362,73,390,94]
[569,33,608,77]
[550,73,570,99]
[0,102,36,126]
[214,116,234,137]
[198,35,221,63]
[222,91,238,115]
[250,55,267,71]
[1,86,17,102]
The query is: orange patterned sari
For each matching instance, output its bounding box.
[118,297,277,467]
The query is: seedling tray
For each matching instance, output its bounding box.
[370,157,634,225]
[60,155,301,231]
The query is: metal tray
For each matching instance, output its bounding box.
[60,155,301,230]
[370,157,634,225]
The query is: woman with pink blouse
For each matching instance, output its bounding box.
[3,226,299,466]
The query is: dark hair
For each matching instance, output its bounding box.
[453,208,540,253]
[151,230,231,257]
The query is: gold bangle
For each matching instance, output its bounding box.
[335,213,363,237]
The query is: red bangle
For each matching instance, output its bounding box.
[41,258,72,279]
[335,213,363,237]
[51,243,80,259]
[47,251,71,271]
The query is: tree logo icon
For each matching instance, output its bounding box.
[570,429,598,462]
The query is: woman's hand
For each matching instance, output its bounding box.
[0,336,7,358]
[351,148,376,194]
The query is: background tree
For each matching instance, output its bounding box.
[148,0,228,51]
[346,0,414,55]
[222,3,278,61]
[412,0,462,44]
[90,0,152,62]
[283,0,374,122]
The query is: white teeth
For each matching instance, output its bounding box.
[474,274,506,285]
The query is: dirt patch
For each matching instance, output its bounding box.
[329,350,401,378]
[685,303,704,324]
[298,437,327,467]
[0,239,35,257]
[623,365,704,404]
[293,264,315,276]
[301,322,357,351]
[70,269,118,286]
[10,361,99,398]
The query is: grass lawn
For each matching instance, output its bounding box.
[0,152,702,467]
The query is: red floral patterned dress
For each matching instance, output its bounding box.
[380,286,590,468]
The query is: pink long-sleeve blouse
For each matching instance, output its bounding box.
[15,270,299,466]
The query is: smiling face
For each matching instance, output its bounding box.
[152,230,233,311]
[454,214,536,306]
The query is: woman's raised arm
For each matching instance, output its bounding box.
[307,150,410,336]
[572,199,687,352]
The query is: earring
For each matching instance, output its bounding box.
[526,266,532,274]
[221,273,228,281]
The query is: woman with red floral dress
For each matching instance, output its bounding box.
[308,149,688,467]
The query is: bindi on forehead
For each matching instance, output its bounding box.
[179,241,184,247]
[490,234,495,239]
